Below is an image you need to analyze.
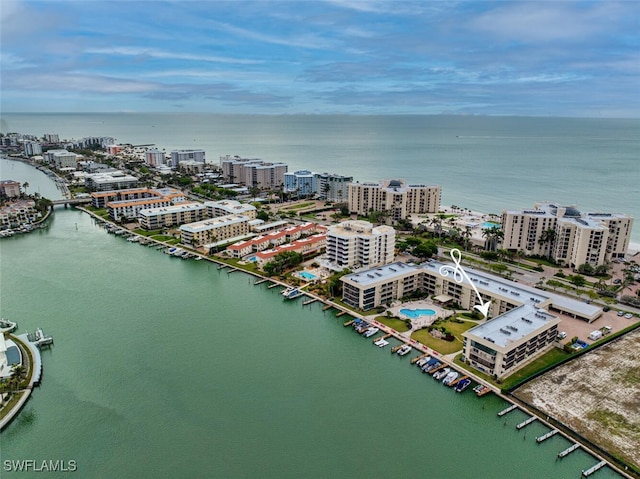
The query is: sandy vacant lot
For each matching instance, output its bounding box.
[514,329,640,471]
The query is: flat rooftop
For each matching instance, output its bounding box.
[345,262,419,286]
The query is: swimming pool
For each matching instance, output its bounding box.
[400,308,436,319]
[248,256,257,262]
[299,271,316,280]
[481,222,501,229]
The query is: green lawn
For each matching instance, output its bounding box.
[500,348,570,391]
[410,319,476,354]
[375,316,411,332]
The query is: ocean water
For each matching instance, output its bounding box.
[2,113,638,243]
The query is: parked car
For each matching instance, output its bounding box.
[617,310,624,316]
[557,331,567,340]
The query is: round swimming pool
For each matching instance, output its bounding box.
[400,308,436,319]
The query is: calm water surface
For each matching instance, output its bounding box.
[0,191,624,477]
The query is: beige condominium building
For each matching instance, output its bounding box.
[204,200,257,220]
[219,156,288,190]
[348,179,441,221]
[341,259,601,378]
[501,202,633,267]
[138,202,208,230]
[180,214,251,249]
[325,220,395,271]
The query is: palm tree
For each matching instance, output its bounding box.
[10,364,25,391]
[22,182,30,197]
[538,228,557,259]
[322,182,331,201]
[482,227,504,251]
[461,226,473,251]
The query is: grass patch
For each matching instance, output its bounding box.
[281,202,314,211]
[500,348,570,391]
[375,316,411,332]
[410,319,474,355]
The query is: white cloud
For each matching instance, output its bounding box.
[85,47,264,65]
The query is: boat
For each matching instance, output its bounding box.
[434,367,451,380]
[455,378,472,392]
[171,248,186,257]
[282,287,304,300]
[397,345,412,356]
[443,371,459,385]
[363,327,379,337]
[354,321,370,333]
[0,318,17,333]
[165,247,177,255]
[422,359,440,373]
[127,236,139,242]
[28,327,54,348]
[474,384,491,396]
[416,356,432,367]
[374,338,389,348]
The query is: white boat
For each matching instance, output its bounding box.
[282,287,304,299]
[443,371,459,385]
[416,356,432,367]
[363,327,379,337]
[397,345,412,356]
[434,367,450,380]
[0,318,17,333]
[374,338,389,347]
[171,248,186,257]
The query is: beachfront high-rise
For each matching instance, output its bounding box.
[501,202,633,267]
[284,170,316,197]
[171,149,206,165]
[348,179,441,220]
[314,173,352,202]
[325,220,395,271]
[219,156,288,190]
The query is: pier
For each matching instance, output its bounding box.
[449,374,469,387]
[535,429,558,443]
[557,443,581,458]
[268,283,280,289]
[254,279,268,285]
[343,319,354,327]
[390,344,404,353]
[303,298,317,306]
[582,461,607,477]
[498,404,518,417]
[336,311,347,317]
[322,304,333,311]
[373,333,392,343]
[516,416,537,430]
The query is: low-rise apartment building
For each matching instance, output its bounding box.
[180,215,251,249]
[138,202,208,230]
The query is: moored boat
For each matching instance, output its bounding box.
[442,371,459,385]
[455,378,472,392]
[397,344,412,356]
[0,318,18,333]
[434,367,450,380]
[374,338,389,347]
[363,327,379,337]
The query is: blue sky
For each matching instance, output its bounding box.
[1,0,638,116]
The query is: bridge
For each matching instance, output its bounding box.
[50,198,92,207]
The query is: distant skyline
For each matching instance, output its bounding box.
[1,1,639,117]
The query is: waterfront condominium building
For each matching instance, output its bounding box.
[348,179,441,220]
[145,150,166,167]
[138,202,208,230]
[219,156,288,190]
[24,141,43,157]
[284,170,316,197]
[44,134,60,143]
[44,149,78,169]
[325,220,395,271]
[314,173,352,202]
[92,187,187,221]
[204,200,257,220]
[84,171,139,191]
[340,259,601,378]
[170,149,206,165]
[179,215,251,249]
[501,202,633,267]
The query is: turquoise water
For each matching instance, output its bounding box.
[399,308,437,318]
[299,271,316,280]
[481,221,501,229]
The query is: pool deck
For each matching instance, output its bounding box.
[387,300,453,330]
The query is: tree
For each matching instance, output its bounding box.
[461,226,473,251]
[413,241,437,260]
[22,182,30,197]
[322,182,331,200]
[482,226,503,252]
[577,263,595,275]
[249,186,261,202]
[538,228,557,259]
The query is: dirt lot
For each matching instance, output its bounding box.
[514,328,640,471]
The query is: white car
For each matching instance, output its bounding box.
[557,331,567,340]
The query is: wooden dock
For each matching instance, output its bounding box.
[217,264,228,270]
[322,304,333,311]
[254,278,268,285]
[430,364,446,375]
[498,404,518,417]
[227,268,239,274]
[410,353,428,364]
[343,319,355,327]
[582,461,607,477]
[535,429,558,443]
[336,311,347,317]
[557,443,580,458]
[390,344,404,353]
[268,283,280,289]
[516,416,537,430]
[303,298,317,305]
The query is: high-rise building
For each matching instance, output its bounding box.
[325,220,395,270]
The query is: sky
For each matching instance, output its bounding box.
[1,0,639,117]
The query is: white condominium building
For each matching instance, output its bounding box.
[85,171,139,191]
[45,149,78,169]
[24,141,42,156]
[171,149,206,165]
[348,179,441,220]
[204,200,257,220]
[180,215,251,248]
[314,173,352,202]
[325,220,395,270]
[284,170,316,196]
[145,150,166,167]
[138,202,208,230]
[219,156,288,189]
[501,202,633,267]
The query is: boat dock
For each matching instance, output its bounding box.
[322,304,333,311]
[582,461,607,477]
[268,283,280,289]
[373,333,392,343]
[303,298,317,305]
[449,374,469,387]
[254,278,268,285]
[343,319,354,327]
[516,416,537,430]
[536,429,558,443]
[558,443,581,458]
[336,311,347,317]
[217,264,228,270]
[498,404,518,417]
[390,344,405,353]
[410,353,429,364]
[429,364,446,375]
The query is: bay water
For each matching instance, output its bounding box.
[0,157,626,477]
